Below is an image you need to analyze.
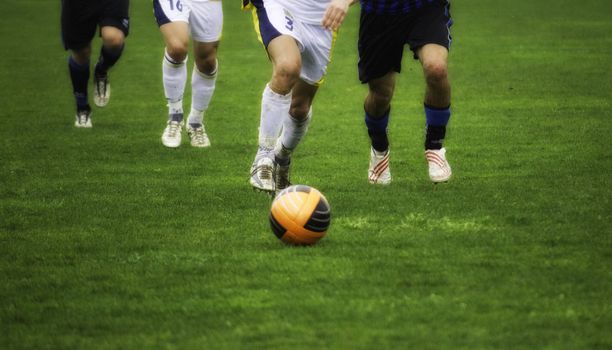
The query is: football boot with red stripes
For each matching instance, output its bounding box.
[425,148,452,183]
[368,147,391,185]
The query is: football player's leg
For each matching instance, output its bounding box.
[187,1,222,147]
[273,80,316,191]
[69,46,92,110]
[418,44,452,182]
[161,21,189,118]
[93,27,125,107]
[250,36,301,192]
[69,46,93,128]
[363,72,395,184]
[62,1,96,127]
[187,41,218,147]
[94,0,129,107]
[365,72,395,153]
[159,22,190,147]
[358,10,405,184]
[260,35,301,150]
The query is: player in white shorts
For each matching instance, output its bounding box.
[244,0,356,193]
[153,0,223,148]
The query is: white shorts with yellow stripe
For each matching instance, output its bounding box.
[248,0,336,85]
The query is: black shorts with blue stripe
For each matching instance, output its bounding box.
[358,0,452,83]
[61,0,130,50]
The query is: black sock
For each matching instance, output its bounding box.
[424,104,451,150]
[68,56,90,111]
[365,108,390,152]
[95,44,124,77]
[425,125,446,150]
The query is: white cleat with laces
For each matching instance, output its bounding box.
[425,147,452,183]
[74,109,92,128]
[368,147,392,185]
[93,75,110,107]
[162,120,182,148]
[250,151,275,193]
[187,124,210,148]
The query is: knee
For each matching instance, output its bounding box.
[273,60,300,88]
[289,103,310,121]
[166,40,189,63]
[72,46,92,64]
[101,29,125,50]
[367,87,393,115]
[423,61,448,85]
[195,55,217,76]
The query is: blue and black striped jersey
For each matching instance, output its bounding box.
[359,0,446,14]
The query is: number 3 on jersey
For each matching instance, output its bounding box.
[285,16,293,31]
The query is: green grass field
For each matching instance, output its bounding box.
[1,0,611,348]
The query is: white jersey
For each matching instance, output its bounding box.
[282,0,330,25]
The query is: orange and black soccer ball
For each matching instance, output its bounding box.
[269,185,331,245]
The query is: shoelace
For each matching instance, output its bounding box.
[192,128,206,144]
[251,164,272,180]
[77,112,89,124]
[96,78,107,96]
[167,122,180,137]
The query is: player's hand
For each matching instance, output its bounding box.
[322,0,353,31]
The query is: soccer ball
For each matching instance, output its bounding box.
[269,185,331,245]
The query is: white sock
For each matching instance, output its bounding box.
[259,84,290,150]
[163,49,187,117]
[276,108,312,160]
[188,61,217,126]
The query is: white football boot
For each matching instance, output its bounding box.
[93,75,110,107]
[161,120,182,148]
[368,147,391,185]
[250,149,275,192]
[187,124,210,148]
[74,109,92,128]
[425,148,452,183]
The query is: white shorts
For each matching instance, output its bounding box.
[154,0,223,43]
[251,0,335,85]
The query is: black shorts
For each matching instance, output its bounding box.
[358,1,452,83]
[61,0,130,50]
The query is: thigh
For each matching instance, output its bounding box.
[61,0,98,50]
[99,0,130,37]
[299,23,334,86]
[189,1,223,43]
[153,0,191,26]
[406,1,452,60]
[159,21,190,48]
[358,11,407,83]
[367,71,397,98]
[267,34,301,70]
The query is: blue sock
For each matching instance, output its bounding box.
[365,108,390,152]
[68,56,90,111]
[424,104,450,150]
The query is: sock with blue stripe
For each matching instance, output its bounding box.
[365,108,390,153]
[163,50,187,121]
[424,104,451,150]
